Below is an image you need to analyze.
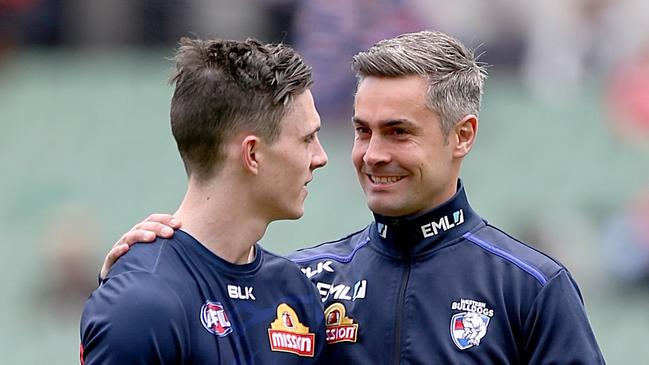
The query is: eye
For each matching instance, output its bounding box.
[392,128,408,137]
[304,133,316,143]
[355,126,370,135]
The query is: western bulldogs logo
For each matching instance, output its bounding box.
[200,300,233,337]
[450,298,494,350]
[450,312,490,350]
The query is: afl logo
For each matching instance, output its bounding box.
[200,300,233,337]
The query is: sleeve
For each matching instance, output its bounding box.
[80,272,189,365]
[522,270,606,364]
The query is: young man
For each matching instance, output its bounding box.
[101,31,605,364]
[80,38,329,364]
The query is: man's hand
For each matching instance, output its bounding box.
[100,214,181,279]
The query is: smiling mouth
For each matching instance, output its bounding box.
[368,175,404,185]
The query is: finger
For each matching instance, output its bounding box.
[100,244,129,279]
[143,214,181,228]
[119,229,157,246]
[130,222,176,239]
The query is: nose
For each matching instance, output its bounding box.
[363,135,390,166]
[311,136,328,170]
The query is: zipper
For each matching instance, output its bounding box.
[392,249,411,365]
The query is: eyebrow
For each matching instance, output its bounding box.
[352,117,415,128]
[303,126,321,138]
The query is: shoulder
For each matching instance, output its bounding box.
[258,248,326,310]
[81,271,188,363]
[286,225,371,266]
[84,270,186,325]
[106,237,178,279]
[260,248,316,283]
[463,224,565,287]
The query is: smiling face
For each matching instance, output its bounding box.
[352,75,464,217]
[260,89,328,220]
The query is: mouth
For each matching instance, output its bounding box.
[368,175,404,185]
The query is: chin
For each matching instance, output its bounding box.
[367,198,418,218]
[283,207,304,221]
[290,210,304,220]
[267,205,303,221]
[367,201,398,217]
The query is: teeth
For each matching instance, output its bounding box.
[370,176,403,184]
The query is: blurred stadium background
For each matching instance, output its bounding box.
[1,0,649,363]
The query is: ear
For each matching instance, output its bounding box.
[241,135,261,174]
[453,115,478,158]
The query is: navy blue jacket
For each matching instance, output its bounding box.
[81,230,326,364]
[288,183,605,364]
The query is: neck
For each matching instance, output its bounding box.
[174,178,268,264]
[371,180,480,256]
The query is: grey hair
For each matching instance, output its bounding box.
[352,30,487,136]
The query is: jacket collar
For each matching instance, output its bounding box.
[370,180,483,259]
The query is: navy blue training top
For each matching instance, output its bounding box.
[80,230,326,364]
[288,181,605,364]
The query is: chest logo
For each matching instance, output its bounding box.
[301,260,334,279]
[421,209,464,238]
[268,303,315,357]
[315,279,367,302]
[450,298,493,350]
[324,303,358,344]
[227,284,256,300]
[200,300,233,337]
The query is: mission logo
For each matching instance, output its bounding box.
[324,303,358,344]
[268,303,316,357]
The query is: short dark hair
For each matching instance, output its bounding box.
[352,31,487,137]
[170,37,313,180]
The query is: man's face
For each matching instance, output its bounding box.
[261,90,328,220]
[352,75,460,217]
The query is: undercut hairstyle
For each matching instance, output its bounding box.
[170,37,313,180]
[352,30,487,137]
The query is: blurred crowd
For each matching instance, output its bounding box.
[1,0,649,120]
